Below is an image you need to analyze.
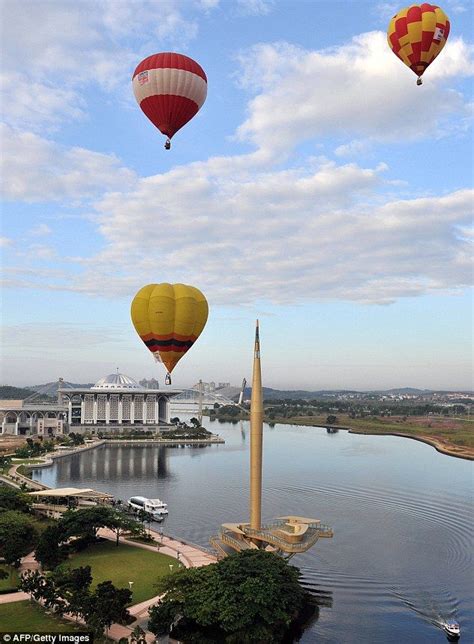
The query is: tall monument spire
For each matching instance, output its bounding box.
[250,320,263,529]
[211,319,333,559]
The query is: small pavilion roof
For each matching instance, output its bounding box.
[28,487,113,499]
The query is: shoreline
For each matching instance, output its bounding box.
[347,428,474,461]
[208,414,474,461]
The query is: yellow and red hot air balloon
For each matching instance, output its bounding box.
[387,3,450,85]
[132,52,207,149]
[131,283,209,385]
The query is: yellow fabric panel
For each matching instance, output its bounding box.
[130,284,155,338]
[398,33,412,48]
[398,44,413,68]
[434,6,449,24]
[149,283,177,337]
[407,20,422,43]
[421,7,436,33]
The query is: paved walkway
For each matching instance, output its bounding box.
[5,528,217,641]
[0,591,30,604]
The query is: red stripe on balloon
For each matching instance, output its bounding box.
[139,94,199,138]
[133,53,207,83]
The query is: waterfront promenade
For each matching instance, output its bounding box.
[1,526,217,641]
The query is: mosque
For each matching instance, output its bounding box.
[60,373,180,433]
[0,373,180,437]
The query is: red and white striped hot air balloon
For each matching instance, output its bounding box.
[132,52,207,149]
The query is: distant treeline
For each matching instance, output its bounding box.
[208,400,470,421]
[0,385,54,401]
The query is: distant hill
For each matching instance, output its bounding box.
[381,387,428,394]
[0,385,53,401]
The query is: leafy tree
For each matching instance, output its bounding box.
[0,455,11,470]
[35,524,68,570]
[326,415,337,424]
[189,417,201,428]
[148,550,307,643]
[0,486,32,513]
[60,506,102,540]
[36,506,144,565]
[20,569,66,614]
[129,625,147,644]
[68,432,85,446]
[21,568,131,634]
[52,566,93,621]
[0,510,38,567]
[84,581,131,636]
[170,417,180,425]
[102,508,144,546]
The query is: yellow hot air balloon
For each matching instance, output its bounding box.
[131,283,208,384]
[387,3,450,85]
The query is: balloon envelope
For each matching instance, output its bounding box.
[387,3,450,80]
[132,52,207,142]
[131,283,209,374]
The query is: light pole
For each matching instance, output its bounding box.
[168,564,174,573]
[128,581,134,593]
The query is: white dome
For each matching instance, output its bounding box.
[92,373,141,390]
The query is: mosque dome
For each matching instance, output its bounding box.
[92,373,141,390]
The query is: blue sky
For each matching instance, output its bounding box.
[1,0,472,390]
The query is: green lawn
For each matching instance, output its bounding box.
[0,565,19,592]
[0,600,81,632]
[61,540,176,605]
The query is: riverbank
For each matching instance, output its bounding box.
[208,412,474,460]
[288,416,474,461]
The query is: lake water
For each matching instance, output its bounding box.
[32,418,473,643]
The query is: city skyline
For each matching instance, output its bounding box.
[1,1,473,391]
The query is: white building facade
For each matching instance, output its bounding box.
[60,373,180,433]
[0,401,66,436]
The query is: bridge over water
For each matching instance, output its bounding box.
[169,387,241,414]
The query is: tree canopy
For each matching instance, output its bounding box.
[35,505,144,569]
[0,486,32,513]
[148,550,307,643]
[0,510,38,567]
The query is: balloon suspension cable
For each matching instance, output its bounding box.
[417,77,422,86]
[165,138,171,150]
[165,373,172,386]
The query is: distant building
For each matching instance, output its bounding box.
[139,378,160,389]
[0,400,67,437]
[60,372,180,434]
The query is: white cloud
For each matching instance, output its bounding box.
[235,33,473,158]
[237,0,273,16]
[2,322,126,354]
[6,151,464,306]
[0,72,85,132]
[29,224,52,237]
[335,139,373,158]
[0,125,137,202]
[0,237,13,248]
[25,244,56,260]
[198,0,220,9]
